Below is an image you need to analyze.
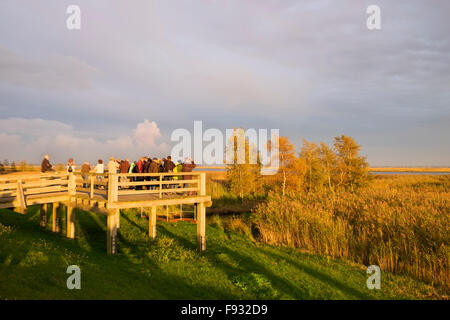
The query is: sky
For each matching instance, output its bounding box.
[0,0,449,166]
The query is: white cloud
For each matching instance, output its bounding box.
[133,119,161,148]
[0,118,168,164]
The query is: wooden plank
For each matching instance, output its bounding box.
[0,183,18,190]
[24,186,68,195]
[118,187,199,196]
[25,195,69,206]
[68,173,76,196]
[107,210,118,254]
[107,174,118,203]
[149,206,157,238]
[22,179,68,188]
[117,179,199,187]
[107,195,211,209]
[16,180,26,214]
[200,172,206,196]
[52,203,61,233]
[0,190,16,197]
[0,202,14,209]
[0,173,68,182]
[197,202,206,251]
[66,205,75,239]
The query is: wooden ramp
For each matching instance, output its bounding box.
[0,172,211,254]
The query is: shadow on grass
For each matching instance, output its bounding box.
[258,247,372,299]
[157,224,309,299]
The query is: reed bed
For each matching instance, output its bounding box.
[252,175,450,289]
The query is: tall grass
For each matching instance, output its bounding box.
[252,175,450,289]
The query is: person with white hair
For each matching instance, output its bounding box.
[107,156,119,174]
[41,154,53,173]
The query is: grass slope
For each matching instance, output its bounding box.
[0,206,443,299]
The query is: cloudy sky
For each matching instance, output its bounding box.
[0,0,449,166]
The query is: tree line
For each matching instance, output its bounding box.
[226,133,371,200]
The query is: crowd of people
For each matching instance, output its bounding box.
[40,154,197,190]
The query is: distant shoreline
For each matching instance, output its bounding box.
[195,166,450,173]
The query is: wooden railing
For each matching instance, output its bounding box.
[74,172,206,203]
[0,173,70,210]
[0,172,206,209]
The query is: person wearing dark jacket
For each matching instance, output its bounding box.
[163,156,175,172]
[162,156,175,189]
[146,158,158,189]
[41,155,53,173]
[119,158,130,173]
[182,157,196,194]
[143,157,151,173]
[119,158,130,187]
[149,158,159,173]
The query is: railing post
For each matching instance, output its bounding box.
[66,205,75,239]
[68,173,76,196]
[108,174,118,204]
[159,174,162,199]
[90,175,95,199]
[200,172,206,196]
[149,206,157,238]
[197,202,206,251]
[107,209,118,254]
[16,179,26,214]
[52,203,60,233]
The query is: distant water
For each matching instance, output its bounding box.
[371,171,449,175]
[194,168,449,175]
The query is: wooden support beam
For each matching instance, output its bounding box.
[68,173,76,196]
[66,205,75,239]
[90,175,95,199]
[149,206,157,238]
[107,210,118,254]
[40,204,47,228]
[197,202,206,251]
[116,209,120,229]
[52,202,61,233]
[200,173,206,196]
[108,174,118,204]
[16,179,26,214]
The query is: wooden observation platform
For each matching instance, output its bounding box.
[0,171,211,254]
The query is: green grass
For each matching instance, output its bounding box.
[0,206,444,299]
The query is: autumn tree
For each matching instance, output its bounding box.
[319,142,338,193]
[226,128,262,201]
[333,135,369,191]
[270,136,306,196]
[299,139,324,192]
